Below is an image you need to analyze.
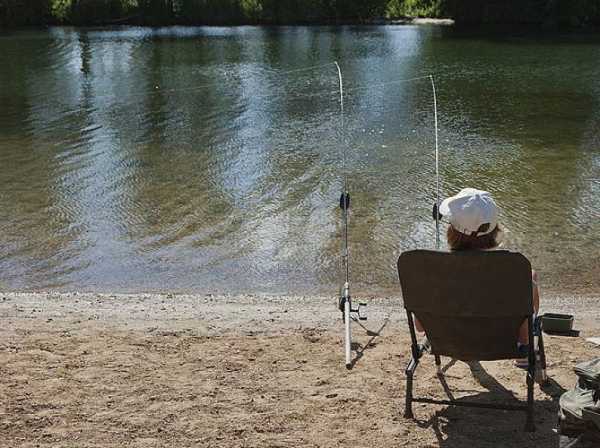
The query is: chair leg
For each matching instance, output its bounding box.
[405,358,417,419]
[525,371,535,432]
[524,315,536,432]
[434,355,442,374]
[536,331,548,384]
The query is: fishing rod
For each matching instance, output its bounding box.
[430,74,442,249]
[334,61,366,369]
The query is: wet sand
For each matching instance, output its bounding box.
[2,291,600,447]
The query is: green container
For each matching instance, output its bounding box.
[541,313,574,333]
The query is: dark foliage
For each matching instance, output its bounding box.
[1,0,600,28]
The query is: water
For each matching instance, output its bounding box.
[0,26,598,295]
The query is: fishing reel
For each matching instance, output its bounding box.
[340,192,350,210]
[432,203,443,221]
[338,282,367,322]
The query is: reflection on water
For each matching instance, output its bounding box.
[0,26,598,294]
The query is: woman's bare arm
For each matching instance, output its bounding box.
[532,270,540,314]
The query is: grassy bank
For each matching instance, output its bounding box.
[2,0,600,28]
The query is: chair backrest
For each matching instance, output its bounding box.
[397,249,533,361]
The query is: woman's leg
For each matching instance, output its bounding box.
[415,317,424,333]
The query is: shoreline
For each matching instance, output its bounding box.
[7,18,600,31]
[2,17,456,30]
[2,290,599,336]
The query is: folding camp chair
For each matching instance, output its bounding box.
[397,249,547,432]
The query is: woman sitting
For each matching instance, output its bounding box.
[415,188,540,365]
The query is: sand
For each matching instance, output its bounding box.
[2,291,600,447]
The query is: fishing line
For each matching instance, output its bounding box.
[217,73,434,107]
[266,62,340,75]
[74,62,340,103]
[149,76,440,149]
[150,62,339,96]
[182,78,440,157]
[339,75,432,95]
[66,60,435,106]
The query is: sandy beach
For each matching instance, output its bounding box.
[2,290,600,447]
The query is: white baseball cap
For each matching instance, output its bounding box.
[439,188,498,236]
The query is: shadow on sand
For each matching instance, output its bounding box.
[347,318,389,369]
[410,359,571,448]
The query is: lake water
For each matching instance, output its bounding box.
[0,26,598,295]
